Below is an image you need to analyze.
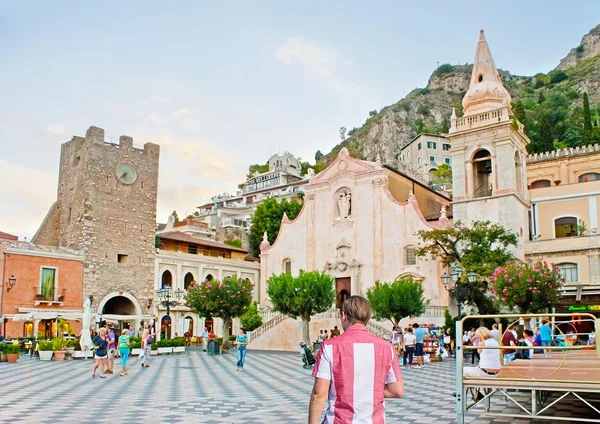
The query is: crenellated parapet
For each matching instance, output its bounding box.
[526,144,600,163]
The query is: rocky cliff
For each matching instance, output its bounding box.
[323,24,600,167]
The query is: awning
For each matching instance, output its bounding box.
[11,312,81,321]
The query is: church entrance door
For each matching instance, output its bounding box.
[336,277,351,309]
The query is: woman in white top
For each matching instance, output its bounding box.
[403,327,417,367]
[391,326,401,356]
[464,327,501,378]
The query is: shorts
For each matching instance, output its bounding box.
[95,354,107,359]
[541,340,551,347]
[415,343,424,356]
[108,348,116,359]
[392,340,400,346]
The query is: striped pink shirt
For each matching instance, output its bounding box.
[312,325,403,423]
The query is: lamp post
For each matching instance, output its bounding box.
[156,288,183,339]
[441,265,467,318]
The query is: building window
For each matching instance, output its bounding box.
[283,259,292,273]
[472,149,492,198]
[429,156,436,164]
[557,263,578,283]
[417,157,422,165]
[40,267,56,300]
[554,217,578,238]
[443,144,451,151]
[427,141,437,149]
[418,142,422,150]
[205,274,214,282]
[117,254,128,263]
[188,245,198,254]
[531,179,551,189]
[405,247,416,265]
[445,158,451,165]
[578,173,600,183]
[184,272,194,290]
[161,270,173,289]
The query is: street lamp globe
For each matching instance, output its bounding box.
[441,272,450,288]
[467,271,477,283]
[451,266,462,283]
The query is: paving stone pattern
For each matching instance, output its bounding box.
[0,350,596,423]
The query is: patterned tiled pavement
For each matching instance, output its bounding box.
[0,349,597,423]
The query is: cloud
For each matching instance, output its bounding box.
[182,118,202,130]
[0,160,58,239]
[45,124,65,135]
[275,37,359,92]
[172,108,191,118]
[107,101,125,111]
[159,97,171,103]
[142,102,148,106]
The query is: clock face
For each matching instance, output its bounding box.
[116,163,137,184]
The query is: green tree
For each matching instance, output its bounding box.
[415,221,518,315]
[441,118,449,134]
[583,92,593,144]
[490,261,564,318]
[224,239,242,248]
[267,270,335,344]
[339,126,347,142]
[315,150,324,162]
[537,115,554,153]
[431,164,452,184]
[240,301,263,331]
[369,110,378,117]
[185,276,254,336]
[514,101,527,129]
[247,163,270,179]
[366,277,428,328]
[249,198,302,257]
[171,210,180,222]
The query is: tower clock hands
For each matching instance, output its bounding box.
[120,172,128,181]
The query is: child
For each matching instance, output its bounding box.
[300,342,315,369]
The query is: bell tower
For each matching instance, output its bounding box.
[447,30,530,259]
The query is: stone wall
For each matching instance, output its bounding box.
[53,126,160,313]
[214,226,251,252]
[31,202,59,246]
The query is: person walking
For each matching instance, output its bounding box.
[539,319,553,358]
[141,329,152,368]
[117,329,131,376]
[105,324,116,375]
[308,296,403,424]
[236,328,249,372]
[403,327,416,367]
[391,326,402,356]
[201,326,209,352]
[414,323,429,369]
[92,328,108,378]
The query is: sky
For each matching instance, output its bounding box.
[1,1,599,239]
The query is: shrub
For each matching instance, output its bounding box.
[240,301,263,331]
[419,88,430,95]
[224,239,243,248]
[228,335,237,342]
[549,71,568,84]
[401,101,411,112]
[4,344,20,354]
[38,340,54,351]
[52,338,67,351]
[151,343,158,350]
[0,342,5,353]
[417,104,431,116]
[434,63,454,75]
[576,45,584,54]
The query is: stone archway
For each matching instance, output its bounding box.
[97,292,143,317]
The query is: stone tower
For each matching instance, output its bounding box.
[447,30,530,259]
[34,126,160,325]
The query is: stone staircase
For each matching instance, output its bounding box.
[250,311,287,342]
[367,321,392,339]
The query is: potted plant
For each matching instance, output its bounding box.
[64,339,76,359]
[52,338,67,361]
[129,337,142,356]
[172,337,186,354]
[38,340,54,361]
[0,342,6,362]
[35,294,44,301]
[554,180,561,186]
[4,344,20,363]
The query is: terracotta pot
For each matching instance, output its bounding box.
[6,354,18,363]
[54,351,66,361]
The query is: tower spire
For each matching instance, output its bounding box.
[462,30,512,116]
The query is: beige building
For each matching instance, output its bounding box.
[399,133,452,185]
[33,126,160,331]
[448,30,530,260]
[526,145,600,311]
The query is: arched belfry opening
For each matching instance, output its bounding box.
[472,149,492,198]
[102,296,136,315]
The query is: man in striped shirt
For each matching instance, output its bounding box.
[308,296,404,424]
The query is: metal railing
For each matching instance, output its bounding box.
[455,312,599,424]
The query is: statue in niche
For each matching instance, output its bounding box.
[337,191,352,219]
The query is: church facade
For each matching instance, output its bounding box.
[259,150,452,326]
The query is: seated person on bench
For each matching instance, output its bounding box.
[464,327,501,378]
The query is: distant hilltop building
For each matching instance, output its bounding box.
[196,152,313,230]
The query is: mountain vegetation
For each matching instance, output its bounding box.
[318,24,600,167]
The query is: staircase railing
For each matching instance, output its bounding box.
[250,312,287,342]
[367,321,392,340]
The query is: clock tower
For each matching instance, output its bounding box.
[447,31,530,259]
[34,126,160,326]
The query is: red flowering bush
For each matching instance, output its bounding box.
[490,261,564,313]
[185,276,254,335]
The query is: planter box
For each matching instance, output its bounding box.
[39,351,54,361]
[71,351,93,359]
[173,346,185,354]
[157,347,172,355]
[0,353,7,362]
[150,350,158,356]
[131,348,142,356]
